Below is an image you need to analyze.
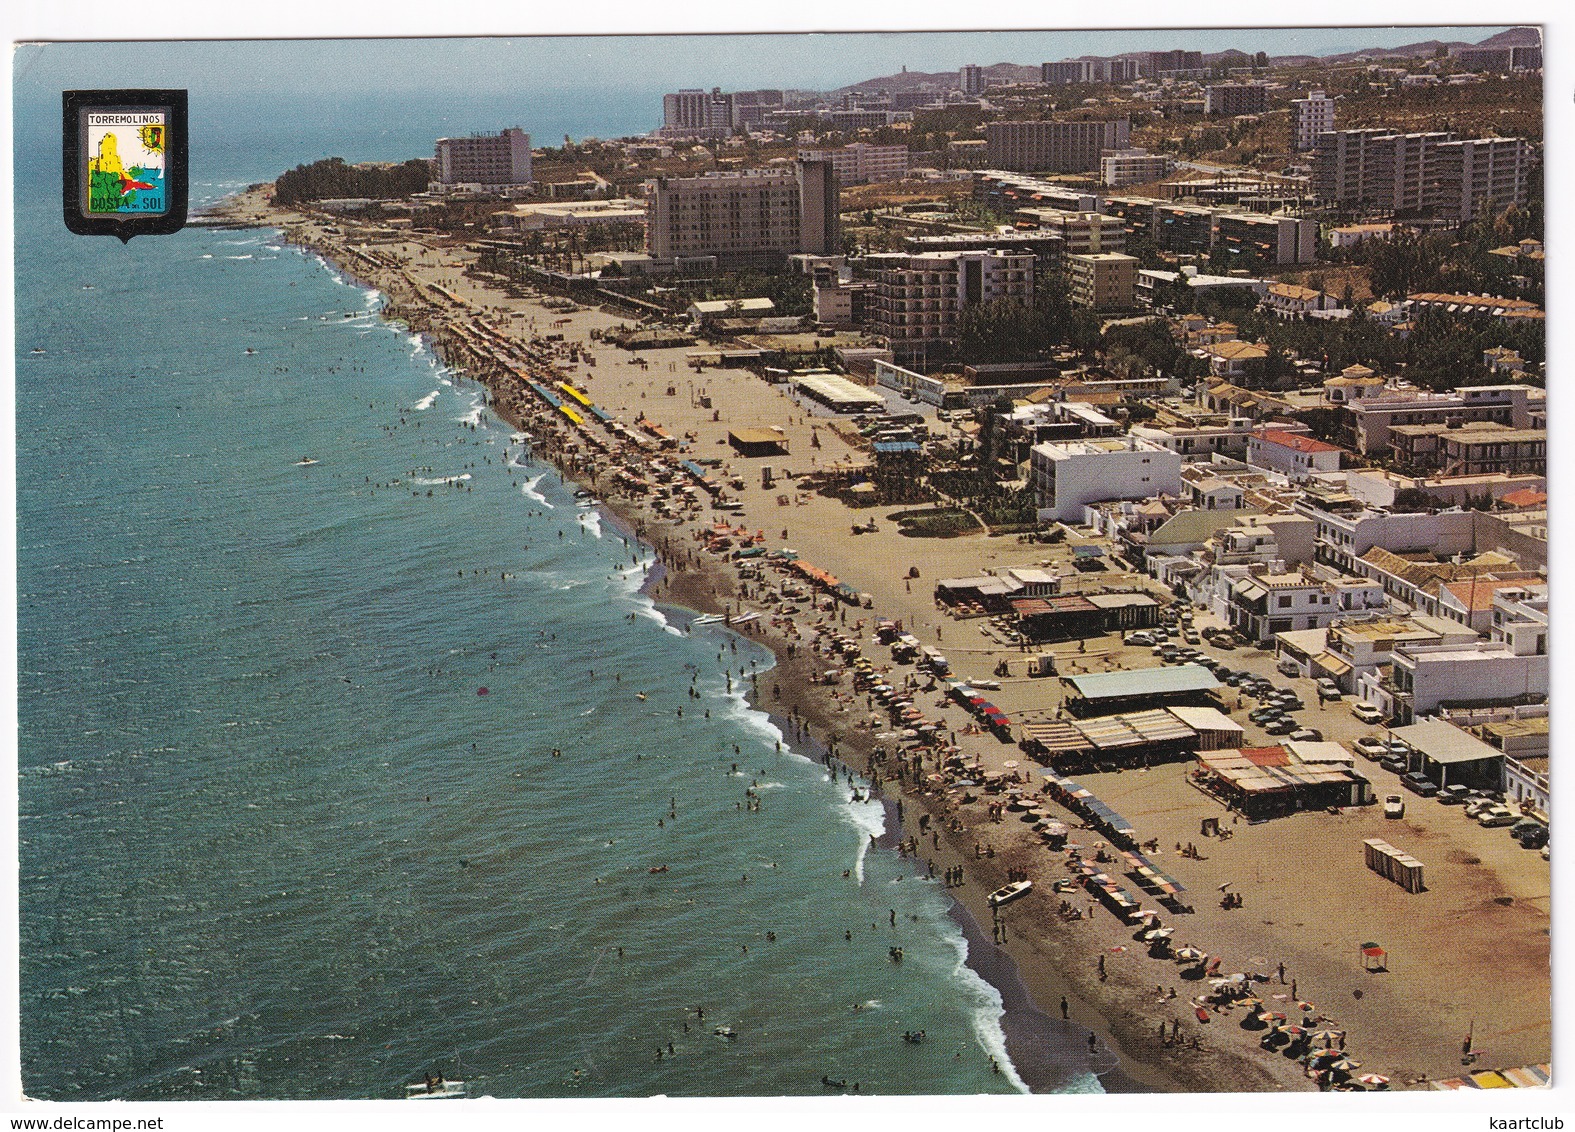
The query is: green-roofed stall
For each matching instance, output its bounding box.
[1061,663,1221,718]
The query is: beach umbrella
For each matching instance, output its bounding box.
[1309,1029,1341,1046]
[1003,760,1020,769]
[1297,1001,1316,1012]
[1256,1011,1287,1023]
[1357,1074,1390,1088]
[1174,947,1206,962]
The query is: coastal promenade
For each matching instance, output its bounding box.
[209,187,1551,1094]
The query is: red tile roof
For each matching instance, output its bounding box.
[1499,489,1547,509]
[1254,429,1341,454]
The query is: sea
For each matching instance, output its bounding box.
[13,70,1106,1100]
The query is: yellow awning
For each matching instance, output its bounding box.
[1313,652,1353,677]
[559,405,585,425]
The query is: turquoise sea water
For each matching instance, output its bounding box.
[13,78,1107,1100]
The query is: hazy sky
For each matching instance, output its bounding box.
[15,26,1519,104]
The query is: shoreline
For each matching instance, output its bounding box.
[200,187,1490,1096]
[206,189,1292,1094]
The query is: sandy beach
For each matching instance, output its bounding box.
[205,186,1551,1094]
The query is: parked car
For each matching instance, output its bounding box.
[1289,728,1323,743]
[1464,797,1498,819]
[1380,755,1409,775]
[1277,658,1300,677]
[1352,703,1384,725]
[1437,784,1473,805]
[1511,820,1549,849]
[1477,806,1517,827]
[1265,718,1298,736]
[1354,737,1388,760]
[1316,678,1342,701]
[1249,707,1283,724]
[1183,630,1201,644]
[1276,697,1305,713]
[1401,772,1439,797]
[1383,795,1405,819]
[1123,631,1154,647]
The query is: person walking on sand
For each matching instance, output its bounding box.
[1060,996,1069,1020]
[1087,1032,1097,1053]
[1278,961,1286,984]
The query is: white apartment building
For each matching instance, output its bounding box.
[1226,566,1385,643]
[1279,614,1478,692]
[1342,384,1540,455]
[434,128,533,187]
[1290,90,1336,151]
[797,143,909,185]
[1030,437,1182,523]
[864,249,1035,364]
[1130,417,1309,463]
[1488,583,1548,657]
[1206,513,1318,569]
[646,160,837,268]
[1100,149,1172,186]
[1312,129,1536,220]
[1293,496,1479,573]
[1375,641,1548,724]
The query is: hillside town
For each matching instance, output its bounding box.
[226,27,1549,1093]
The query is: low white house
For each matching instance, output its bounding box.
[1246,429,1344,480]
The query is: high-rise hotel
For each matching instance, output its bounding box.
[646,159,838,269]
[433,128,533,187]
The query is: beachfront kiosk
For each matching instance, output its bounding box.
[1060,663,1220,718]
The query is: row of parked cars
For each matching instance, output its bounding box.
[1357,736,1550,849]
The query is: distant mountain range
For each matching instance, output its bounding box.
[832,27,1540,95]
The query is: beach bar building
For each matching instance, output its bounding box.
[1060,664,1220,718]
[727,427,790,457]
[1193,746,1373,819]
[1020,707,1199,770]
[1010,591,1159,642]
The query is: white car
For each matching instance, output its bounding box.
[1352,703,1384,725]
[1383,795,1405,819]
[1477,806,1517,828]
[1124,631,1154,647]
[1353,737,1389,761]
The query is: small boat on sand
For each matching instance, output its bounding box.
[406,1076,465,1099]
[691,614,724,625]
[987,880,1033,908]
[729,612,760,625]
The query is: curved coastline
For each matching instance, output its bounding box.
[205,187,1307,1095]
